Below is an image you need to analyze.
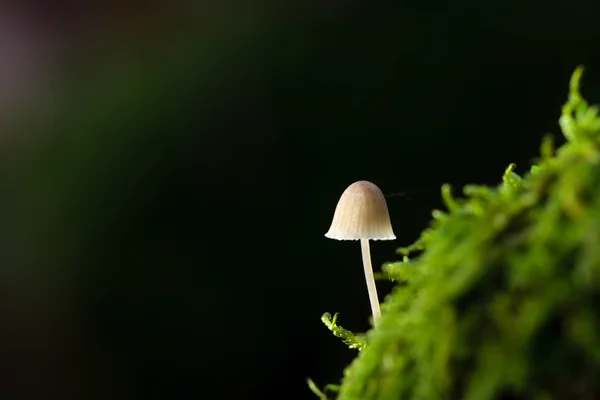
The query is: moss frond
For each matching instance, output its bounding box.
[308,378,340,400]
[321,313,367,351]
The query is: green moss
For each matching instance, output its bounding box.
[314,66,600,399]
[321,313,368,352]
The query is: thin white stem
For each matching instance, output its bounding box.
[360,239,381,325]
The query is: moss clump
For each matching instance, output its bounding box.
[315,67,600,399]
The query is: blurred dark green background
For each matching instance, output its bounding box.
[1,1,600,399]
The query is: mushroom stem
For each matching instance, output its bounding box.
[360,238,381,324]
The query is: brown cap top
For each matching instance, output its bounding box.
[325,180,396,241]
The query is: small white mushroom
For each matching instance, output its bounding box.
[325,181,396,325]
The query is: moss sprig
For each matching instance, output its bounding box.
[321,313,367,351]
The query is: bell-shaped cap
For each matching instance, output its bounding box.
[325,180,396,241]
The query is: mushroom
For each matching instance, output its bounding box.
[325,181,396,325]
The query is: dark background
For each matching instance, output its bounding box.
[0,1,599,399]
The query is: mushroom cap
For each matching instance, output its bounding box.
[325,180,396,241]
